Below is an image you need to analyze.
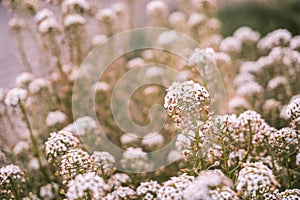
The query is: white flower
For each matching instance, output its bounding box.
[8,17,27,31]
[0,164,25,184]
[279,189,300,199]
[121,147,149,171]
[267,76,287,90]
[126,57,145,69]
[257,29,292,51]
[142,132,164,148]
[28,158,40,170]
[290,35,300,50]
[187,12,206,28]
[92,81,110,92]
[157,174,194,200]
[280,105,290,120]
[28,78,49,94]
[236,81,263,97]
[107,173,131,189]
[64,14,86,28]
[268,127,299,151]
[45,130,80,160]
[234,72,255,86]
[145,66,164,77]
[157,30,179,47]
[0,88,6,102]
[210,186,239,200]
[120,133,139,145]
[236,162,279,198]
[92,151,115,175]
[175,131,194,155]
[34,9,54,25]
[66,172,106,200]
[40,182,59,200]
[168,11,186,30]
[146,0,168,17]
[233,26,260,45]
[60,149,94,183]
[46,110,67,127]
[167,150,182,162]
[38,17,61,34]
[164,80,210,115]
[296,152,300,166]
[5,87,27,107]
[16,72,34,88]
[219,37,242,54]
[64,116,98,136]
[62,0,90,14]
[286,98,300,120]
[103,186,137,200]
[183,169,232,200]
[189,48,215,66]
[96,8,116,24]
[137,180,161,200]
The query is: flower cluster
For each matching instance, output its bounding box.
[236,162,279,198]
[66,172,107,200]
[164,80,210,130]
[45,130,80,161]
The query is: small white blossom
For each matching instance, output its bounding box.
[5,87,27,107]
[183,169,232,200]
[16,72,34,88]
[236,162,279,198]
[39,182,59,200]
[34,9,54,25]
[64,14,86,28]
[157,174,194,200]
[66,172,106,200]
[28,78,49,94]
[219,37,242,54]
[257,29,292,51]
[233,26,260,45]
[142,132,164,148]
[45,130,80,160]
[62,0,90,14]
[46,110,67,127]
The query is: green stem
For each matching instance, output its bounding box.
[48,32,65,79]
[242,120,253,162]
[285,154,291,188]
[16,32,32,72]
[10,178,20,200]
[19,102,51,182]
[222,140,230,177]
[75,30,83,65]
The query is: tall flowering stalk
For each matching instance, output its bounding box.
[4,88,51,182]
[164,80,211,172]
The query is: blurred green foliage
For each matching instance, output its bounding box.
[218,0,300,36]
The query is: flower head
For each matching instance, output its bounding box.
[5,87,27,107]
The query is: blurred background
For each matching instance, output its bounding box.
[1,0,300,88]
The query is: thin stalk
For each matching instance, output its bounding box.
[222,140,230,177]
[9,178,20,200]
[4,107,15,130]
[16,33,32,72]
[285,154,291,188]
[48,32,65,79]
[242,120,253,162]
[75,30,83,65]
[19,102,51,182]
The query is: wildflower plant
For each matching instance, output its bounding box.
[0,0,300,199]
